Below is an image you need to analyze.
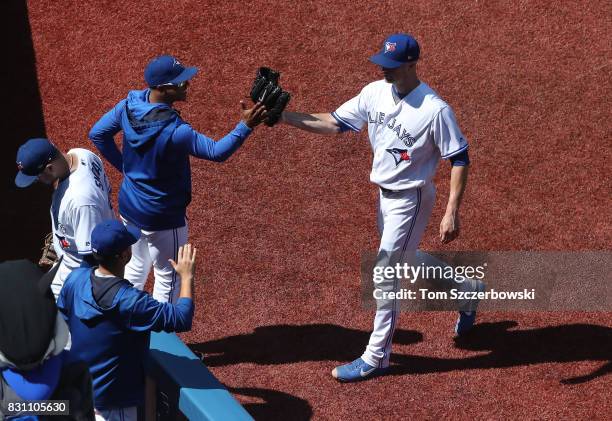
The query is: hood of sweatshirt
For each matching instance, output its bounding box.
[122,89,180,148]
[68,269,120,322]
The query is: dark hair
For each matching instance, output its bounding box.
[92,252,121,269]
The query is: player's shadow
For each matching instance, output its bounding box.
[190,322,610,385]
[144,351,313,420]
[389,321,611,384]
[189,323,423,366]
[227,387,312,421]
[1,0,51,262]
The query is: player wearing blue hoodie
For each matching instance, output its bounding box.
[58,220,198,421]
[89,55,267,303]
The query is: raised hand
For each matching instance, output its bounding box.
[241,101,268,128]
[169,243,197,281]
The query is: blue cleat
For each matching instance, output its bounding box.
[332,358,388,382]
[455,311,477,336]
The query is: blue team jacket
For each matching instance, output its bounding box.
[57,268,194,410]
[89,89,252,230]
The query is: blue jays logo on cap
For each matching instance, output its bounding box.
[384,42,397,53]
[370,33,420,69]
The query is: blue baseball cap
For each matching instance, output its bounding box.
[91,220,141,257]
[369,33,420,68]
[15,138,59,188]
[144,55,198,87]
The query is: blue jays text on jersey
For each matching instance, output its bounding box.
[367,111,417,148]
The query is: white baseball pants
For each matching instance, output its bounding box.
[361,184,436,368]
[121,216,188,303]
[50,259,76,301]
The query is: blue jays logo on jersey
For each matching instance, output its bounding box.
[384,42,396,53]
[386,148,411,166]
[55,234,70,249]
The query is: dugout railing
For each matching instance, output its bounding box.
[145,331,253,420]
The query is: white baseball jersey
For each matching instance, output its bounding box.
[332,80,468,190]
[51,148,115,271]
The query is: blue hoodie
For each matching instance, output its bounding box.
[89,89,252,230]
[57,268,194,410]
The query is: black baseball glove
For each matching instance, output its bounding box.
[250,67,291,127]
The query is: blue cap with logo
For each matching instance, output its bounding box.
[91,220,141,257]
[144,55,198,87]
[369,33,420,69]
[15,138,59,188]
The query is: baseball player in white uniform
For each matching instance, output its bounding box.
[281,33,480,382]
[15,138,115,299]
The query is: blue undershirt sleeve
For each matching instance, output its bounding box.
[331,112,356,133]
[88,100,126,171]
[449,149,470,166]
[173,121,252,162]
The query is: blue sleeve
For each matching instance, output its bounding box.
[449,149,470,166]
[57,269,80,322]
[172,121,252,162]
[88,100,126,171]
[119,288,194,333]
